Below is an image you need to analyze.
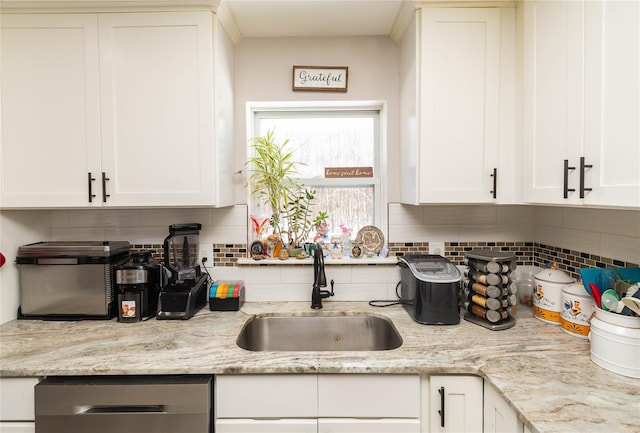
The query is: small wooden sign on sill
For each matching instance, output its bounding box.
[292,66,348,92]
[325,167,373,178]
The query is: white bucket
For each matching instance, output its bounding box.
[589,308,640,378]
[560,283,595,338]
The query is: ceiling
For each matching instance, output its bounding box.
[221,0,411,38]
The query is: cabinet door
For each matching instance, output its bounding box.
[216,419,317,433]
[522,0,585,205]
[582,0,640,207]
[483,381,523,433]
[426,375,482,433]
[98,12,218,206]
[0,378,40,421]
[0,14,101,208]
[318,418,420,433]
[418,8,502,203]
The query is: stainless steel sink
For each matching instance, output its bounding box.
[236,314,403,351]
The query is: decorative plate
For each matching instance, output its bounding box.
[356,225,385,254]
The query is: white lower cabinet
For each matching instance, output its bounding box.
[0,378,40,433]
[484,381,524,433]
[216,374,420,433]
[0,423,35,433]
[424,375,483,433]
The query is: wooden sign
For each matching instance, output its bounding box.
[292,66,348,92]
[325,167,373,178]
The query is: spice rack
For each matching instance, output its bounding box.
[464,250,517,330]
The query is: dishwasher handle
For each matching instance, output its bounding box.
[78,405,167,414]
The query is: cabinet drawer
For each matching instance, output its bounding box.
[318,418,420,433]
[318,374,420,418]
[216,375,317,418]
[216,418,317,433]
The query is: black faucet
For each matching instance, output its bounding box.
[311,246,333,309]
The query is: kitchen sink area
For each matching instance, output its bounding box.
[236,314,403,351]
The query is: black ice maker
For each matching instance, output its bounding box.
[399,255,461,325]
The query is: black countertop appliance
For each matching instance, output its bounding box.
[115,250,165,322]
[398,255,462,325]
[157,224,208,320]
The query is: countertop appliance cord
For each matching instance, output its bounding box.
[368,281,409,307]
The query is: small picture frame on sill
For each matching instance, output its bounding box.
[292,65,348,92]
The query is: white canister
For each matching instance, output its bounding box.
[533,268,574,324]
[589,308,640,378]
[560,283,595,338]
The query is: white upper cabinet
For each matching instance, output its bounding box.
[522,0,639,208]
[0,14,101,208]
[400,7,516,204]
[1,9,235,208]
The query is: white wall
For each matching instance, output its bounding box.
[232,35,400,204]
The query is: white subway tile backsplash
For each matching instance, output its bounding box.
[497,205,535,225]
[422,205,497,225]
[389,224,460,243]
[49,210,70,228]
[211,206,248,227]
[459,224,532,242]
[388,204,423,225]
[535,225,600,255]
[563,208,640,237]
[601,234,640,265]
[532,206,563,227]
[140,208,212,226]
[68,209,141,227]
[51,227,106,241]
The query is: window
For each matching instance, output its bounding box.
[248,102,385,240]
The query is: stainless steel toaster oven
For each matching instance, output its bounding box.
[16,241,130,320]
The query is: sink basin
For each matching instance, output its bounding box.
[236,314,403,351]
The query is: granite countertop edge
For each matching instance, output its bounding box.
[1,301,638,433]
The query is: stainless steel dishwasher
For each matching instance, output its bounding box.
[35,375,213,433]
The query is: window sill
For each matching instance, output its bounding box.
[236,257,398,266]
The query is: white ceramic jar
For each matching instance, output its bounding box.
[533,268,574,324]
[560,283,595,338]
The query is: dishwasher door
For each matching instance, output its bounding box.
[35,375,213,433]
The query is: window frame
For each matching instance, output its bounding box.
[246,100,388,240]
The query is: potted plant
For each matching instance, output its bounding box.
[284,188,318,251]
[246,129,301,235]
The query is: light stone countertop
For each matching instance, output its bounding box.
[1,301,638,433]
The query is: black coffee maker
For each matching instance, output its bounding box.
[157,223,209,320]
[115,250,165,322]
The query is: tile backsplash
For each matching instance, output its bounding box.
[17,203,640,276]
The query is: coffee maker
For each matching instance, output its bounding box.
[157,224,209,320]
[115,250,165,322]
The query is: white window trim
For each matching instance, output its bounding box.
[245,100,389,241]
